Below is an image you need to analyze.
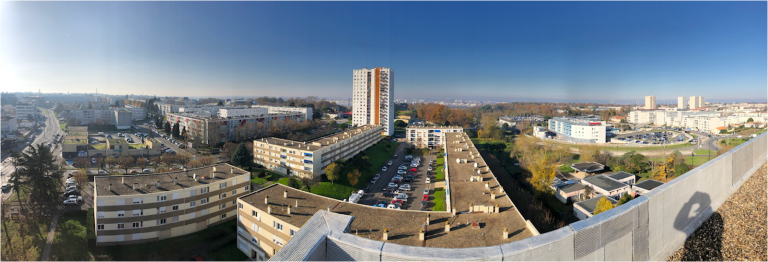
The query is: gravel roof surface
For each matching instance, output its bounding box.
[668,164,767,261]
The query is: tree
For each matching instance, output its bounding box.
[10,144,64,222]
[117,156,135,174]
[593,196,615,215]
[105,156,117,173]
[172,122,180,138]
[231,142,252,167]
[135,158,149,171]
[164,121,171,134]
[73,169,89,192]
[176,154,191,168]
[149,156,161,169]
[528,153,557,196]
[394,120,407,128]
[94,156,104,171]
[747,117,754,123]
[221,142,238,158]
[347,169,361,187]
[187,160,202,168]
[617,192,634,205]
[324,162,341,184]
[160,154,176,167]
[199,155,215,166]
[583,186,593,200]
[217,100,224,106]
[579,145,600,162]
[74,157,90,169]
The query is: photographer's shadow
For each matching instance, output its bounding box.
[673,191,722,260]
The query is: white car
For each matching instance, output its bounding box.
[387,160,393,166]
[387,182,398,188]
[423,188,429,195]
[397,170,406,175]
[65,186,78,192]
[394,193,408,202]
[373,174,380,180]
[426,177,431,184]
[399,184,411,191]
[381,166,387,172]
[63,196,82,205]
[386,204,401,210]
[428,166,432,171]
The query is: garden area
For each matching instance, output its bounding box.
[433,188,445,211]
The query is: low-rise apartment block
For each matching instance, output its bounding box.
[405,126,463,149]
[15,102,37,119]
[548,117,607,143]
[93,163,250,245]
[253,125,383,179]
[582,174,631,199]
[167,108,309,145]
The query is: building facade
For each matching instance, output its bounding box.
[15,102,37,119]
[125,105,147,121]
[253,125,383,179]
[644,96,657,110]
[166,110,308,145]
[93,164,250,245]
[352,67,394,136]
[677,96,687,110]
[405,126,463,149]
[547,117,607,143]
[689,96,704,109]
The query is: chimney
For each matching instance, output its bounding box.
[213,166,217,173]
[284,190,288,198]
[231,168,234,174]
[212,170,217,178]
[419,228,425,241]
[491,191,496,200]
[503,227,509,239]
[485,182,489,189]
[328,205,332,212]
[452,208,457,216]
[382,228,388,241]
[287,205,292,215]
[445,221,451,232]
[133,183,138,190]
[121,177,125,185]
[469,203,474,213]
[495,204,500,213]
[155,180,160,188]
[267,205,272,214]
[295,199,299,207]
[193,173,197,181]
[173,177,178,185]
[265,196,269,205]
[109,183,112,191]
[426,214,430,225]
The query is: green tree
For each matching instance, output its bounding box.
[347,169,361,187]
[10,144,64,220]
[164,121,171,134]
[324,162,342,184]
[593,196,615,215]
[394,120,408,128]
[747,117,754,123]
[617,192,634,205]
[583,186,593,200]
[230,142,252,167]
[217,100,224,106]
[172,122,180,138]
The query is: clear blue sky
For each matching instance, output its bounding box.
[2,1,766,103]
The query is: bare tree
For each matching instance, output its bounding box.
[187,160,202,169]
[117,156,135,174]
[94,156,104,171]
[135,158,149,171]
[176,154,191,168]
[149,156,161,169]
[160,154,176,168]
[105,156,117,173]
[74,157,90,169]
[199,155,214,166]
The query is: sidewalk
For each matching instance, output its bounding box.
[40,214,60,261]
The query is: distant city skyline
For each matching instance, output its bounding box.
[2,1,766,102]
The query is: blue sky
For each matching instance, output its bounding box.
[1,1,766,103]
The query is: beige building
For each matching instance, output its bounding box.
[405,126,463,149]
[352,67,394,136]
[93,163,250,245]
[253,125,383,179]
[644,95,657,110]
[689,96,704,109]
[677,96,687,110]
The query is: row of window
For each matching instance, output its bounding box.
[97,186,248,218]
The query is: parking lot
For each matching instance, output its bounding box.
[358,146,438,211]
[613,131,688,145]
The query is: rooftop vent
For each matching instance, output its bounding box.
[109,183,113,191]
[133,183,139,190]
[155,181,160,188]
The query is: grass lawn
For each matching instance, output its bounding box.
[694,149,715,156]
[60,123,67,131]
[569,142,691,152]
[209,241,248,261]
[49,211,93,261]
[648,155,713,167]
[250,169,283,185]
[310,182,357,200]
[720,138,748,147]
[0,214,51,261]
[89,144,106,150]
[433,188,445,211]
[435,166,445,181]
[129,143,147,149]
[336,140,398,189]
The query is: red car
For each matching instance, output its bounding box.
[422,195,429,201]
[391,199,403,205]
[410,168,417,172]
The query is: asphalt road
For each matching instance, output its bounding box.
[358,144,437,211]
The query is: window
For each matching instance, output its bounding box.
[132,233,142,240]
[238,203,243,209]
[220,203,226,209]
[201,198,209,204]
[173,216,179,222]
[116,235,124,241]
[201,209,208,215]
[245,185,249,191]
[233,179,237,185]
[251,236,259,245]
[251,211,257,217]
[117,211,125,217]
[133,198,143,204]
[232,200,236,205]
[97,212,105,218]
[251,222,259,232]
[159,207,167,213]
[172,205,179,211]
[158,218,166,225]
[290,229,296,237]
[220,193,227,199]
[157,195,167,202]
[133,209,142,216]
[201,187,209,194]
[189,201,196,207]
[117,223,124,229]
[220,182,227,189]
[273,221,283,231]
[132,222,141,228]
[237,227,244,235]
[273,235,284,246]
[232,189,236,195]
[97,224,104,230]
[221,213,227,219]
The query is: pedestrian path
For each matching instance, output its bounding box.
[40,214,60,261]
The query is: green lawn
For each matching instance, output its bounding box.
[209,241,248,261]
[433,188,445,211]
[250,169,284,185]
[60,123,67,131]
[720,138,748,147]
[694,149,715,156]
[335,140,398,189]
[568,142,691,152]
[7,184,31,203]
[129,143,147,149]
[89,144,106,150]
[50,210,240,261]
[310,182,357,200]
[648,155,713,167]
[435,166,445,182]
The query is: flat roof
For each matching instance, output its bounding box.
[558,183,585,194]
[94,163,247,196]
[108,139,127,144]
[634,179,664,191]
[606,171,635,181]
[575,196,618,214]
[405,126,463,130]
[571,162,605,172]
[240,183,533,249]
[62,138,87,145]
[256,125,381,152]
[583,175,629,192]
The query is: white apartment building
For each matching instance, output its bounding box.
[644,96,657,110]
[548,117,607,144]
[93,164,250,245]
[352,67,394,136]
[15,102,36,119]
[252,106,313,121]
[689,96,704,109]
[219,108,269,118]
[405,126,464,149]
[125,105,147,121]
[253,125,383,179]
[155,103,181,116]
[677,97,687,110]
[167,111,308,145]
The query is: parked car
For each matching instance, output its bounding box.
[387,160,393,166]
[62,190,79,197]
[386,203,401,210]
[381,166,387,172]
[387,182,398,189]
[422,195,429,202]
[373,174,380,180]
[399,184,411,191]
[392,154,398,159]
[394,193,408,202]
[98,170,108,174]
[373,203,386,208]
[63,198,79,205]
[1,183,10,190]
[142,169,151,173]
[428,166,432,171]
[425,177,431,183]
[390,199,403,205]
[423,188,429,195]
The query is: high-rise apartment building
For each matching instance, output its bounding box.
[677,97,687,110]
[644,96,657,109]
[352,67,394,136]
[689,96,704,109]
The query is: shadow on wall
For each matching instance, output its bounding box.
[672,191,723,260]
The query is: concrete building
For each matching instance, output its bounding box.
[114,109,132,129]
[253,125,383,179]
[405,126,463,149]
[555,183,586,204]
[238,131,534,260]
[632,179,664,196]
[677,96,687,110]
[689,96,704,109]
[573,196,618,220]
[15,102,36,119]
[156,103,180,117]
[125,105,147,121]
[93,163,250,245]
[251,106,313,121]
[167,110,308,145]
[547,117,607,143]
[1,116,18,133]
[644,96,657,110]
[352,67,394,136]
[605,171,635,185]
[581,175,631,199]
